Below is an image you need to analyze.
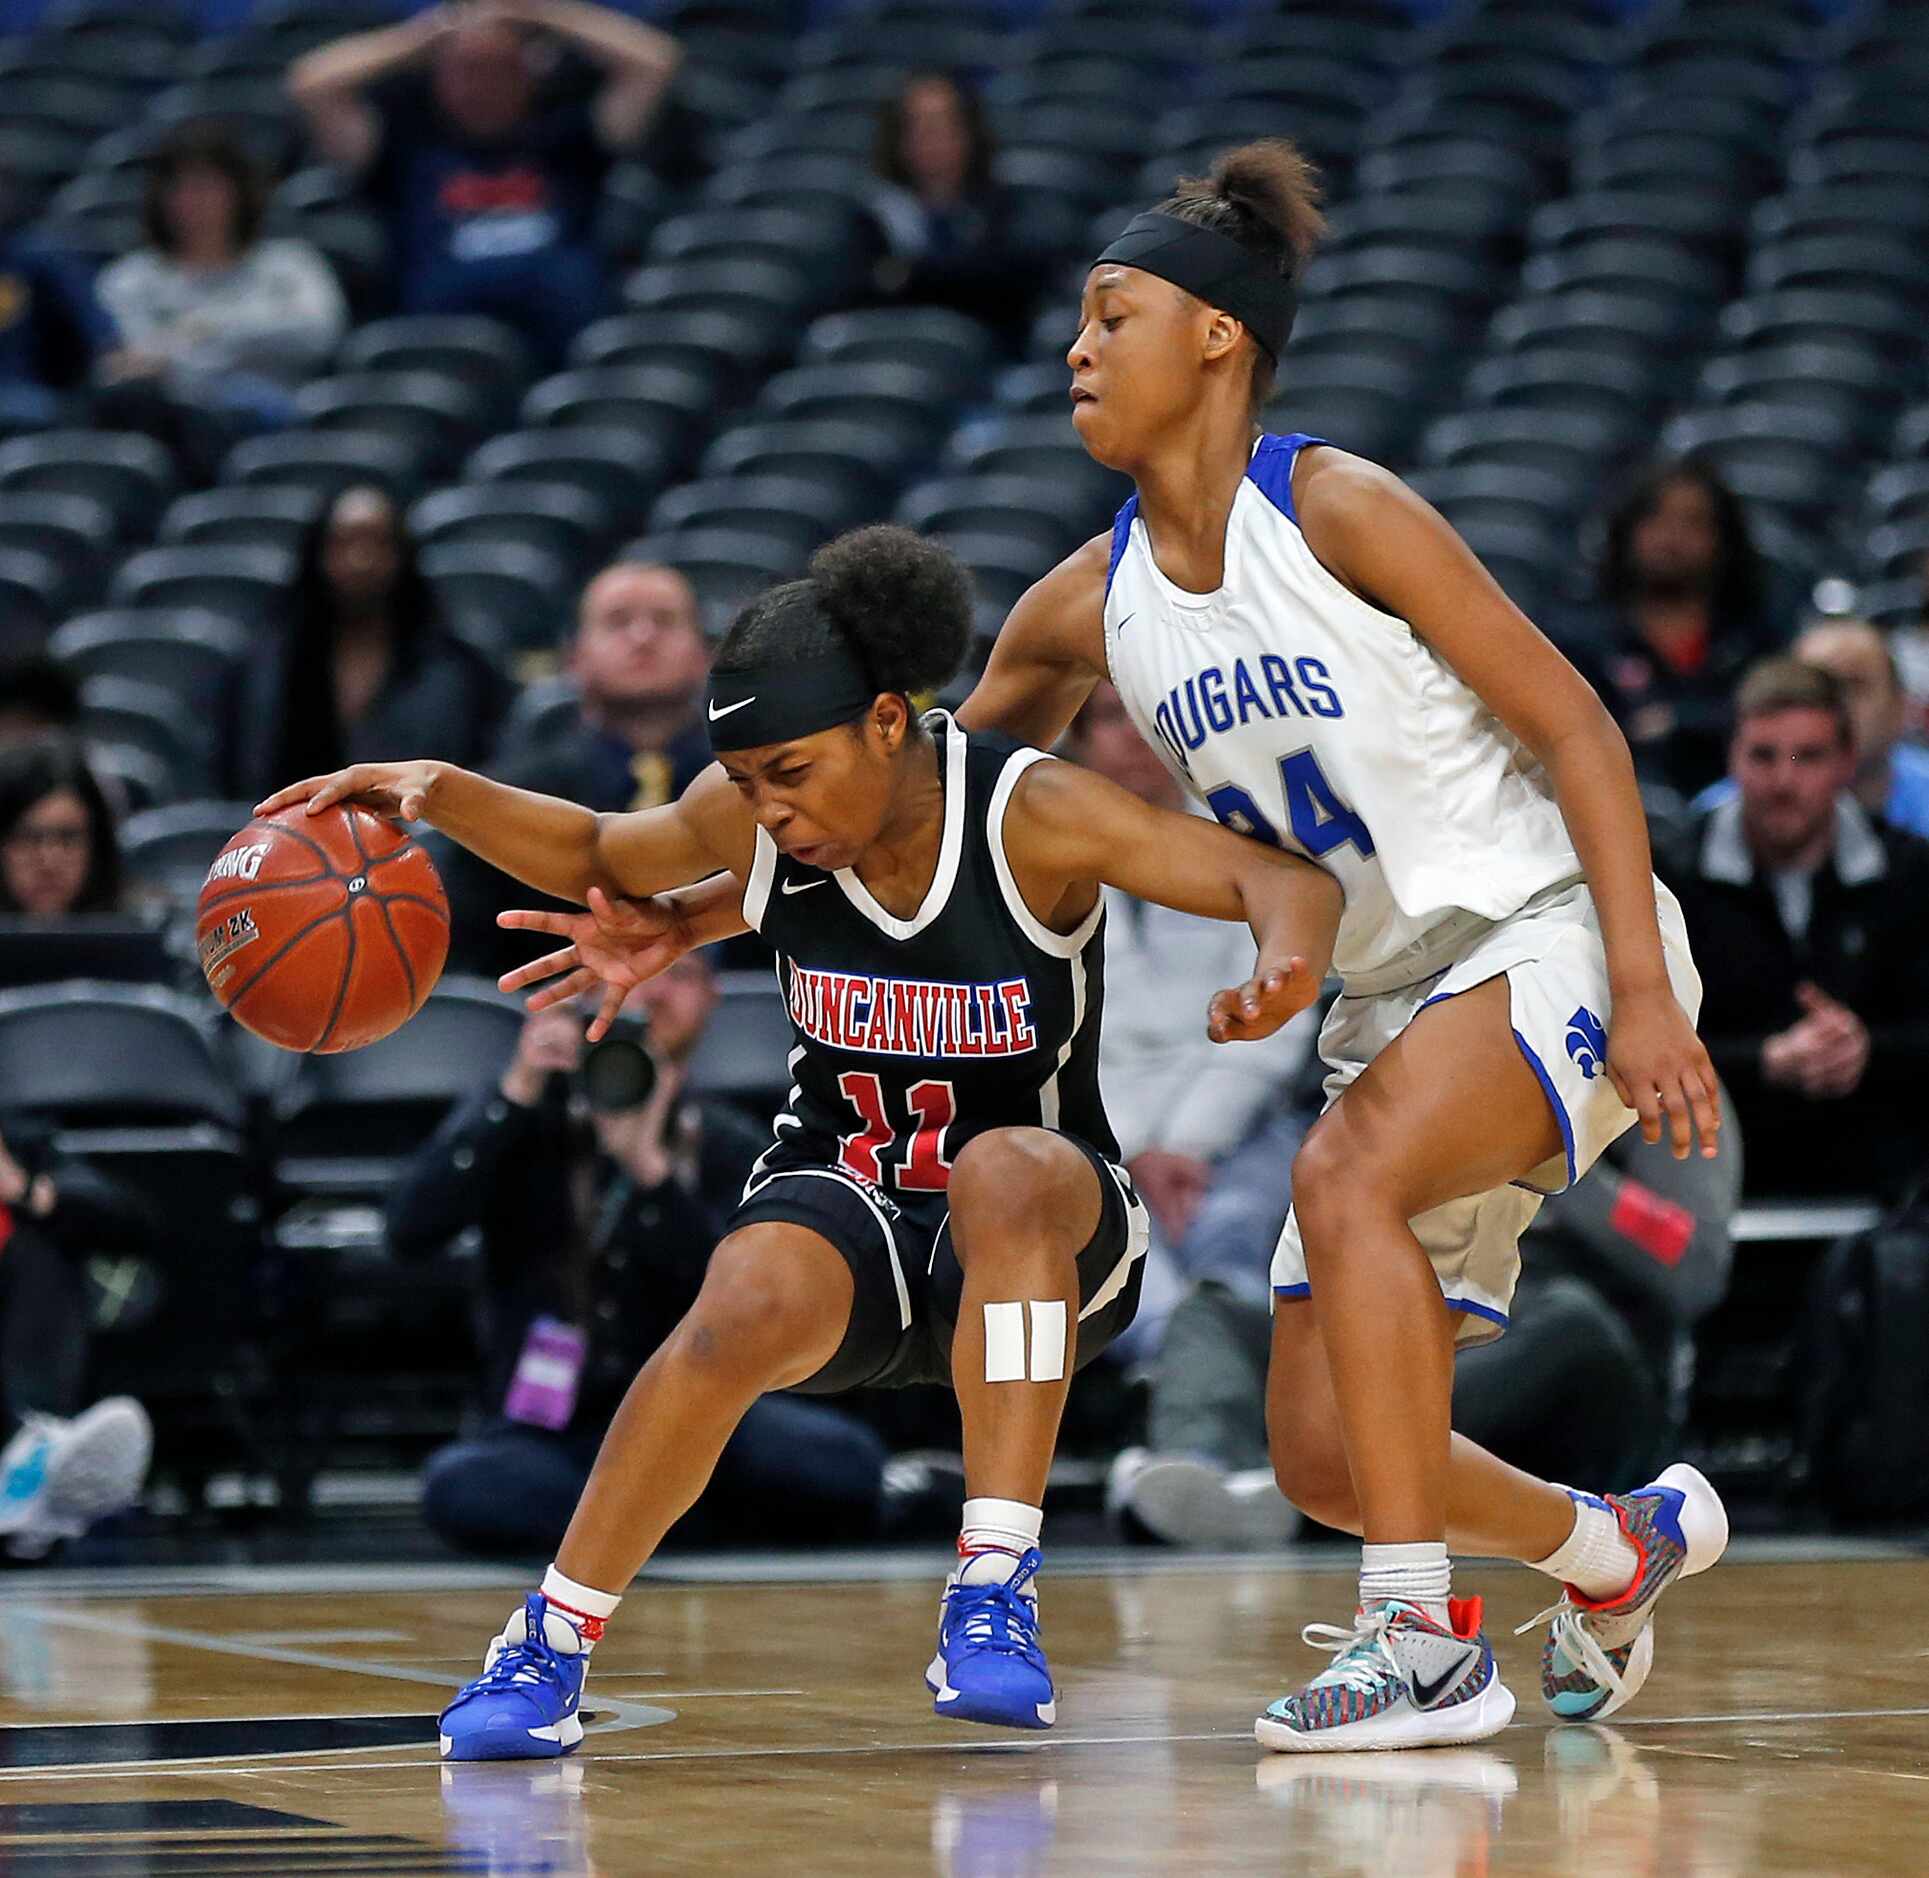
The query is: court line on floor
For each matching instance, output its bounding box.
[12,1704,1929,1783]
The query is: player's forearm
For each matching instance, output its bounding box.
[416,765,608,904]
[1544,718,1672,999]
[657,873,751,950]
[289,12,443,101]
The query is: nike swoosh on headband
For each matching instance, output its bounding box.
[708,695,757,721]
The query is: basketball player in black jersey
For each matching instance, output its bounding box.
[259,525,1340,1755]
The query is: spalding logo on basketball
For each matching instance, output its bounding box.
[196,805,449,1053]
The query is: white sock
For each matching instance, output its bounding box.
[537,1564,621,1652]
[1359,1541,1451,1626]
[957,1496,1042,1587]
[1529,1492,1639,1601]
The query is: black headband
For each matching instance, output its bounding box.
[1092,210,1296,361]
[705,640,878,752]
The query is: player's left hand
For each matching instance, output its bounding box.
[496,886,691,1040]
[1207,957,1318,1044]
[1606,985,1722,1160]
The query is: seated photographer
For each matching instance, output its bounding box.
[390,954,894,1556]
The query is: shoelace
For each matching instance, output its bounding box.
[945,1559,1045,1665]
[1298,1608,1402,1695]
[1516,1598,1628,1702]
[473,1616,571,1696]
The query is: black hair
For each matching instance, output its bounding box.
[273,483,442,787]
[0,735,122,915]
[142,123,267,258]
[0,652,81,730]
[872,69,994,196]
[1153,139,1326,409]
[714,525,972,708]
[1599,452,1765,625]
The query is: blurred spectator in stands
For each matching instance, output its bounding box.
[0,655,81,751]
[1656,657,1929,1202]
[1110,1088,1738,1548]
[1574,454,1778,805]
[290,0,680,365]
[1892,553,1929,740]
[0,1110,154,1560]
[93,127,346,484]
[0,738,121,919]
[222,484,508,801]
[863,70,1029,342]
[393,961,902,1556]
[1692,619,1929,842]
[449,560,711,976]
[0,161,114,437]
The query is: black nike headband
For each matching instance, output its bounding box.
[704,642,879,753]
[1092,210,1297,361]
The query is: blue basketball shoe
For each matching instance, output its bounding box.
[1521,1462,1729,1722]
[925,1549,1057,1729]
[439,1594,588,1761]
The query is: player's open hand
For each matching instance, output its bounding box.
[1207,957,1319,1044]
[1605,985,1722,1160]
[255,761,442,825]
[496,886,691,1041]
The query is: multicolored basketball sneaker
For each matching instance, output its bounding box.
[1522,1462,1729,1722]
[1256,1597,1515,1753]
[439,1594,589,1761]
[925,1548,1057,1729]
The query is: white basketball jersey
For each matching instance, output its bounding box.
[1102,432,1583,990]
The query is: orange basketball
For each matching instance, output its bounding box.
[196,805,449,1053]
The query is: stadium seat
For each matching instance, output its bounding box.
[933,530,1054,615]
[1746,233,1929,302]
[160,485,322,555]
[0,430,176,540]
[1520,239,1731,313]
[144,78,299,174]
[108,544,293,628]
[1353,136,1547,215]
[758,363,952,460]
[1699,345,1891,441]
[1717,289,1921,364]
[49,610,248,727]
[571,307,776,379]
[1422,407,1642,478]
[699,420,898,509]
[78,674,210,797]
[1866,519,1929,585]
[493,673,582,760]
[0,490,116,606]
[623,527,803,618]
[898,474,1104,560]
[223,430,429,505]
[1405,460,1589,531]
[1866,463,1929,531]
[522,363,718,442]
[335,317,536,425]
[270,978,524,1197]
[418,541,574,657]
[800,308,997,386]
[464,427,672,529]
[295,372,493,478]
[85,741,175,815]
[410,484,610,578]
[624,256,818,325]
[120,799,260,917]
[0,548,66,651]
[1465,349,1662,417]
[650,475,867,555]
[1488,289,1710,363]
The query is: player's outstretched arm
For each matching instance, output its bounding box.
[1291,448,1722,1159]
[956,536,1111,749]
[255,761,749,909]
[1005,758,1341,1043]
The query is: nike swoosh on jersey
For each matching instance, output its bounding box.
[780,878,827,895]
[707,695,756,721]
[1409,1651,1480,1708]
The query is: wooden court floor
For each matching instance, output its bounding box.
[3,1549,1926,1875]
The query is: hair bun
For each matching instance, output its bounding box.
[809,525,974,695]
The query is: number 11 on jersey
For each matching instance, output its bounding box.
[837,1070,957,1192]
[1206,748,1375,861]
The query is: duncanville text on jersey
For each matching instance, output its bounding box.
[785,963,1040,1059]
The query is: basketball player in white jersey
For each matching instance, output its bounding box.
[523,139,1731,1753]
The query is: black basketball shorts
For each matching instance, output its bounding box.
[727,1135,1150,1395]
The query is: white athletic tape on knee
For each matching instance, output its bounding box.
[981,1300,1069,1383]
[983,1301,1026,1382]
[1028,1299,1066,1382]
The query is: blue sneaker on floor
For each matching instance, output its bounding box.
[925,1549,1056,1729]
[439,1593,588,1761]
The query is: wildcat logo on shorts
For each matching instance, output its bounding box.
[1564,1006,1608,1081]
[205,841,271,886]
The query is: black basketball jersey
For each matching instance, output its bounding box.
[740,712,1118,1198]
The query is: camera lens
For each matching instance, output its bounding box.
[579,1037,657,1114]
